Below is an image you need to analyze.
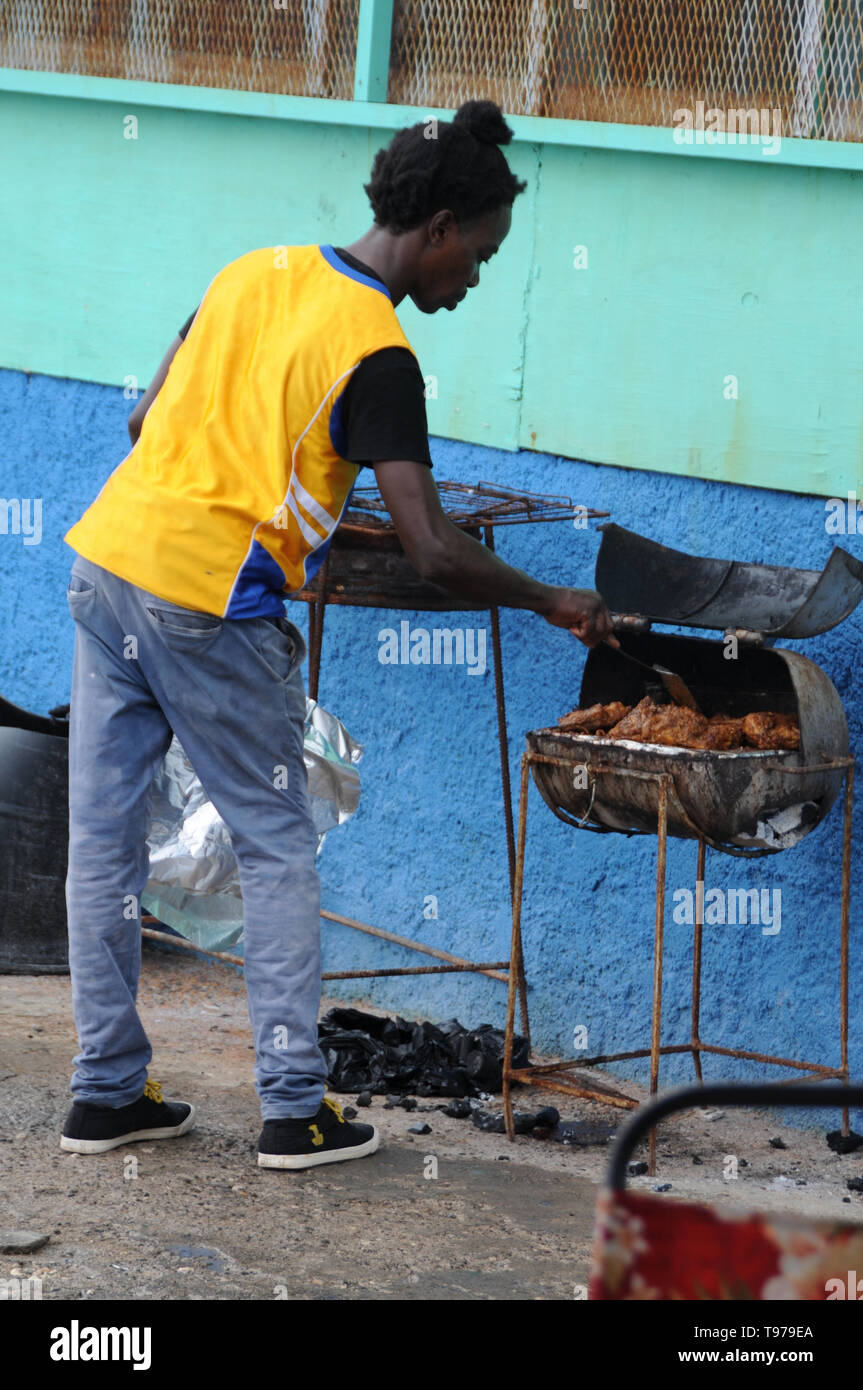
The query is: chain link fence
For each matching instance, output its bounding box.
[1,0,859,141]
[0,0,359,100]
[389,0,862,140]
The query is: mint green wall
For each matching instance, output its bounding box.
[1,70,861,496]
[522,143,863,496]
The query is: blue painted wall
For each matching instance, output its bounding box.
[2,365,861,1126]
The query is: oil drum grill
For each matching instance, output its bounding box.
[503,525,863,1167]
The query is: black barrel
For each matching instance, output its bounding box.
[0,696,70,973]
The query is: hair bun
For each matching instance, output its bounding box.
[453,99,514,147]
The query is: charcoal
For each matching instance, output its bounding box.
[341,1106,357,1120]
[409,1123,431,1135]
[472,1109,507,1134]
[442,1099,472,1119]
[355,1092,372,1108]
[653,1183,672,1193]
[512,1112,539,1135]
[472,1108,536,1135]
[827,1129,863,1155]
[768,1136,787,1150]
[628,1161,649,1176]
[847,1177,863,1193]
[534,1106,560,1128]
[318,1007,528,1098]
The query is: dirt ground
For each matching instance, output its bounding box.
[1,946,862,1302]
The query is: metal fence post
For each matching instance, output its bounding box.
[354,0,395,102]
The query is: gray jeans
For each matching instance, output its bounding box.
[65,555,327,1119]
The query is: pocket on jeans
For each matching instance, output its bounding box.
[255,615,306,682]
[67,574,97,607]
[145,605,223,643]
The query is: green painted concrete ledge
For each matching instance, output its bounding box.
[2,66,862,171]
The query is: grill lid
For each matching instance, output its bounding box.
[596,524,863,639]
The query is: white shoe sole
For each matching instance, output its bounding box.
[258,1127,380,1170]
[60,1104,197,1153]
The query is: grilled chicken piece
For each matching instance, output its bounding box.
[699,719,746,751]
[642,704,709,749]
[557,700,632,732]
[742,711,800,750]
[606,696,657,740]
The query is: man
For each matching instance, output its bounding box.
[60,99,614,1171]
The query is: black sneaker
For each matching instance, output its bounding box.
[60,1079,196,1153]
[257,1096,379,1170]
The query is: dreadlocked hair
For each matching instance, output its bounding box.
[363,99,528,234]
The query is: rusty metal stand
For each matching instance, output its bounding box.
[503,750,854,1174]
[297,530,530,1032]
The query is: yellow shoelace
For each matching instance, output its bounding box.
[322,1096,345,1124]
[143,1079,163,1104]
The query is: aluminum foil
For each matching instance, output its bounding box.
[141,699,362,952]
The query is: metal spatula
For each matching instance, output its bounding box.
[608,643,704,715]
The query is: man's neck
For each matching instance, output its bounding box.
[341,225,422,307]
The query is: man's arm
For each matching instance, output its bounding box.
[373,459,616,647]
[127,333,185,445]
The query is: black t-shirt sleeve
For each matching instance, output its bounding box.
[339,348,433,469]
[177,309,198,339]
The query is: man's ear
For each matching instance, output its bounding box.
[427,209,456,247]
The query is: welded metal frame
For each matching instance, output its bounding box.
[502,747,855,1173]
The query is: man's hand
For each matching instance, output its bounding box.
[541,586,618,648]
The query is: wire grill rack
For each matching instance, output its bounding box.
[341,480,606,535]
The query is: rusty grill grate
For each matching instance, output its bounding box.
[342,480,605,532]
[0,0,360,100]
[388,0,863,141]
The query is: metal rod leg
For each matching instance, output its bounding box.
[648,777,669,1176]
[483,527,517,898]
[307,558,330,702]
[488,606,516,899]
[483,526,527,1041]
[839,765,854,1135]
[504,754,532,1141]
[691,837,706,1084]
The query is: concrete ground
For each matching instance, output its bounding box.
[1,946,862,1301]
